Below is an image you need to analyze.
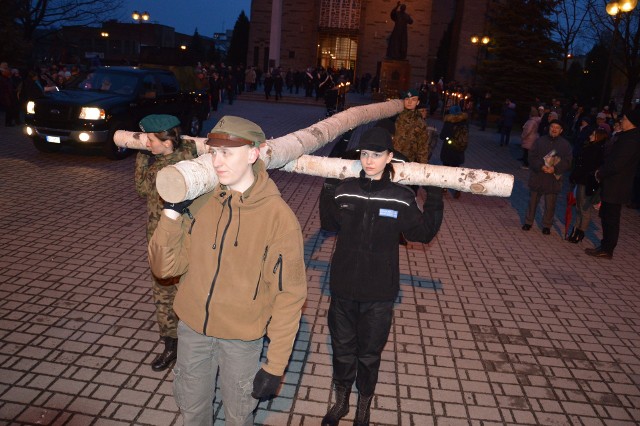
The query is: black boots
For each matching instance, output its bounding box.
[322,383,351,426]
[353,393,374,426]
[566,228,585,243]
[151,337,177,372]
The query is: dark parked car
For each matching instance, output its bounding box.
[24,66,209,159]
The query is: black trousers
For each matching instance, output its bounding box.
[328,296,394,396]
[599,201,622,254]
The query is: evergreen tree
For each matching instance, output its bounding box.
[479,0,561,115]
[227,11,250,67]
[189,29,206,63]
[0,0,28,65]
[578,43,609,109]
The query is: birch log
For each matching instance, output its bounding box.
[113,98,513,201]
[157,154,514,202]
[113,132,210,156]
[281,156,514,197]
[114,99,404,160]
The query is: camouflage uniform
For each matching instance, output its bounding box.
[393,109,430,163]
[135,140,197,338]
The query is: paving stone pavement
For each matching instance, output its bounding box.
[0,95,639,426]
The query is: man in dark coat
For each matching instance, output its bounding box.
[585,109,640,259]
[522,120,572,235]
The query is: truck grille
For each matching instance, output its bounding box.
[35,104,76,122]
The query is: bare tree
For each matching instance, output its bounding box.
[551,0,594,74]
[587,0,640,110]
[16,0,123,42]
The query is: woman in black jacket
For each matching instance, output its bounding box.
[320,127,444,426]
[567,128,607,243]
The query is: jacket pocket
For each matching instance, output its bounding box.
[273,254,283,291]
[253,246,269,300]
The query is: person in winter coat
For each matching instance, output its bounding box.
[572,115,594,160]
[319,127,444,426]
[135,115,198,371]
[520,107,542,169]
[499,100,517,146]
[439,105,469,198]
[264,71,274,100]
[586,110,640,259]
[148,116,307,425]
[394,88,430,164]
[273,69,284,101]
[522,120,572,235]
[208,72,222,112]
[566,128,606,243]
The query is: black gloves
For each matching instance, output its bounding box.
[252,368,282,399]
[162,199,193,214]
[422,186,444,211]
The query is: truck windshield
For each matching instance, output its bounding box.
[75,72,138,95]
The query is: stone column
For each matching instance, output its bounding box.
[269,0,283,68]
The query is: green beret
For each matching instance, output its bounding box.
[401,88,419,99]
[206,115,266,148]
[139,114,181,132]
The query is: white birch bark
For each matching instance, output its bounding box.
[157,154,514,202]
[113,132,210,155]
[114,99,404,162]
[113,98,514,202]
[281,156,514,197]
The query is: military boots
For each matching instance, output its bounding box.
[151,336,177,372]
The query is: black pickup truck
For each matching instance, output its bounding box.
[24,66,209,159]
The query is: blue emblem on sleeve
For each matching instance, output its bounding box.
[379,208,398,218]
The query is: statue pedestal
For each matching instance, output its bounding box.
[376,59,411,100]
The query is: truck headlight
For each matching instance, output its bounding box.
[26,101,35,114]
[79,107,106,120]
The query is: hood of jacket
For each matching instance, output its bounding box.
[444,112,468,123]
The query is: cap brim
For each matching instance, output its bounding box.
[206,132,257,147]
[357,144,393,153]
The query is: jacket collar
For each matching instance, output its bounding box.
[358,169,391,192]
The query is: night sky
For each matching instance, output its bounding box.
[119,0,252,36]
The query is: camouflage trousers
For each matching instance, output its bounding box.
[152,275,179,339]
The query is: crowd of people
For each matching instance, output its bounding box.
[510,97,640,260]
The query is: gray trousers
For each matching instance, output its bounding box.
[524,191,558,228]
[173,321,262,426]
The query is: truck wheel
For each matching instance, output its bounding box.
[184,114,202,137]
[33,137,62,153]
[104,122,130,160]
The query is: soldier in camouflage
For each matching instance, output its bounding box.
[393,88,430,164]
[135,114,198,371]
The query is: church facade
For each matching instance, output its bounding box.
[247,0,491,87]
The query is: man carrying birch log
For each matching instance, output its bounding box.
[147,116,307,426]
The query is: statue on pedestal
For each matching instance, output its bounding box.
[386,2,413,60]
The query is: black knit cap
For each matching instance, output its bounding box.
[549,119,564,129]
[357,127,394,152]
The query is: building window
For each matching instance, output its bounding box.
[317,33,357,70]
[289,50,295,59]
[254,46,259,67]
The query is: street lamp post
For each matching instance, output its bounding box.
[132,10,150,63]
[599,0,637,109]
[470,35,490,87]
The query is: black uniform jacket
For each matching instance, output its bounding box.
[320,170,443,302]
